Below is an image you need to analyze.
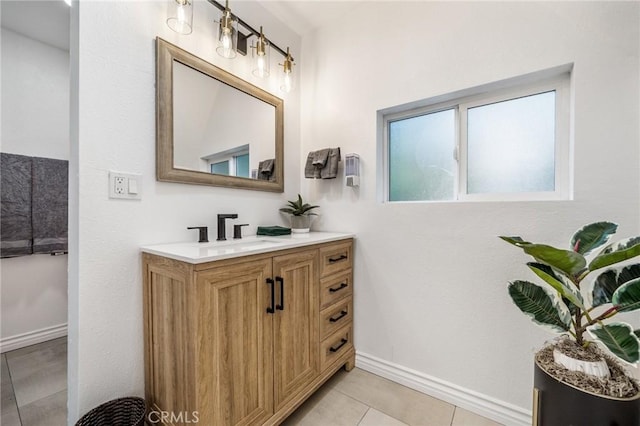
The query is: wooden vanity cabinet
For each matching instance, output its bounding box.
[142,239,354,426]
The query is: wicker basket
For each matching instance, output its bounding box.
[75,397,147,426]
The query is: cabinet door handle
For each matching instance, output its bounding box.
[329,310,348,323]
[329,282,348,293]
[266,278,275,314]
[328,254,347,263]
[275,276,284,311]
[329,338,348,352]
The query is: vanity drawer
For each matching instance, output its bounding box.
[320,298,353,341]
[320,271,352,309]
[319,241,353,277]
[321,325,353,370]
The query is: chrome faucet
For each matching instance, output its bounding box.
[217,214,238,241]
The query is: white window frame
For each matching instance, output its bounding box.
[378,66,572,203]
[201,144,250,177]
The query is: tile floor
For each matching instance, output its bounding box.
[1,338,502,426]
[283,368,503,426]
[1,338,67,426]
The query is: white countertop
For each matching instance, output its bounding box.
[141,232,354,264]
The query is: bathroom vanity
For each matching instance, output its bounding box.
[141,232,355,425]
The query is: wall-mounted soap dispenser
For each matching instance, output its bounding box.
[345,153,360,187]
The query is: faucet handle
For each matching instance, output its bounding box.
[233,224,249,239]
[187,226,209,243]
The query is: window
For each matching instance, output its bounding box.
[203,144,250,178]
[380,68,571,202]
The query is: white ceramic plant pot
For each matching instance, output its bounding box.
[552,348,610,378]
[290,215,311,233]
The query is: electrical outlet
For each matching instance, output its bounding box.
[109,171,142,200]
[114,176,126,194]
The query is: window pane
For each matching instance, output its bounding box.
[211,161,229,175]
[467,91,556,194]
[389,109,455,201]
[235,154,250,178]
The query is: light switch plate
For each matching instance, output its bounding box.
[109,171,142,200]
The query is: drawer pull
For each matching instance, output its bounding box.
[328,254,348,263]
[329,338,348,352]
[266,278,275,314]
[329,310,348,323]
[329,282,348,293]
[275,276,284,311]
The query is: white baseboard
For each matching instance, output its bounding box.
[355,351,531,426]
[0,323,67,353]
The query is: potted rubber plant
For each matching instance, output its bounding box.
[501,221,640,425]
[279,194,319,233]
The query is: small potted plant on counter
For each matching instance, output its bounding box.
[501,221,640,425]
[279,194,319,233]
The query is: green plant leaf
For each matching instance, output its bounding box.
[527,262,584,310]
[501,236,587,278]
[588,322,640,364]
[635,329,640,339]
[612,278,640,312]
[281,194,320,216]
[570,221,618,256]
[499,236,531,247]
[508,280,571,333]
[592,264,640,307]
[589,237,640,271]
[521,244,587,278]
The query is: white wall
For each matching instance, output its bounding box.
[0,28,69,350]
[300,1,639,422]
[69,0,300,421]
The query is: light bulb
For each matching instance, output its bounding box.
[176,5,187,32]
[222,33,231,50]
[282,72,292,93]
[257,56,266,76]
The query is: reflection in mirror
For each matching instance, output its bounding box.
[156,37,284,192]
[173,61,276,180]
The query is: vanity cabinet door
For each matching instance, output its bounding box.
[272,249,320,410]
[196,258,274,426]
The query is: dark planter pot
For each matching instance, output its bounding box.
[533,359,640,426]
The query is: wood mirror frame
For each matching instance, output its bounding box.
[156,37,284,192]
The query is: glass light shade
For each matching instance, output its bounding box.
[166,0,193,35]
[252,31,270,78]
[216,9,238,59]
[280,49,295,92]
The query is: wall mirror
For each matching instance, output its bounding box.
[156,37,284,192]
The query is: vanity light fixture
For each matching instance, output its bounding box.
[165,0,296,90]
[279,47,295,93]
[252,27,270,78]
[166,0,193,35]
[216,0,238,59]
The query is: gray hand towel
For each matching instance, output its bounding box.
[1,153,33,257]
[320,148,341,179]
[260,158,274,174]
[258,159,276,181]
[32,157,68,254]
[312,148,330,167]
[305,151,321,179]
